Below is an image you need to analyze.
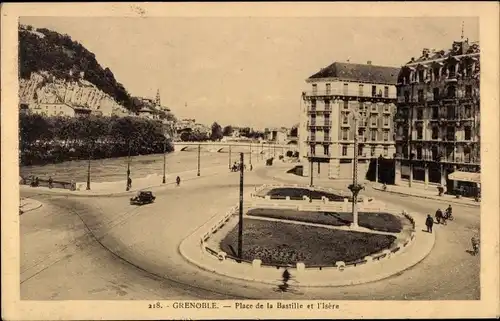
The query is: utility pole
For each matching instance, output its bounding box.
[126,141,131,191]
[249,144,252,165]
[238,152,244,262]
[197,144,201,176]
[86,149,91,190]
[162,136,167,184]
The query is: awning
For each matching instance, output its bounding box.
[448,171,481,184]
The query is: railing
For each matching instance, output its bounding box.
[304,90,396,99]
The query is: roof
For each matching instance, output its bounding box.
[308,62,400,85]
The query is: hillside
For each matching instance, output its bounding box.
[19,24,136,112]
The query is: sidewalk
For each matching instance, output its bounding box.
[179,196,435,287]
[371,183,480,207]
[19,198,43,214]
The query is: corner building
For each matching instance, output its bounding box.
[299,62,399,180]
[394,39,480,196]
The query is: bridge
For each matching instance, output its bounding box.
[173,141,298,155]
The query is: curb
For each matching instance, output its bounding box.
[19,200,43,214]
[178,196,436,288]
[371,186,480,208]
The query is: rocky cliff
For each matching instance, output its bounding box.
[19,71,130,116]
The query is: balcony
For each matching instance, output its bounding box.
[310,152,331,159]
[303,89,396,100]
[445,73,457,83]
[383,108,391,114]
[306,136,316,143]
[341,122,350,128]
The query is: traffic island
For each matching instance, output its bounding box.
[220,218,397,266]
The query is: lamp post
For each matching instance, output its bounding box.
[197,143,201,176]
[86,149,91,190]
[126,140,131,191]
[249,143,252,165]
[229,145,232,170]
[309,157,313,203]
[347,108,365,228]
[375,155,379,183]
[162,136,167,184]
[238,152,244,262]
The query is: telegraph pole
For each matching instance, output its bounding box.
[162,136,167,184]
[86,149,91,190]
[197,144,201,176]
[238,152,244,262]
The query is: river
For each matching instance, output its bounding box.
[19,150,268,183]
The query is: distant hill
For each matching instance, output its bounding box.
[19,24,136,112]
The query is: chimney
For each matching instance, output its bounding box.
[410,57,415,62]
[422,48,430,58]
[367,61,372,65]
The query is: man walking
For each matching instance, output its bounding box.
[426,214,434,233]
[435,208,444,224]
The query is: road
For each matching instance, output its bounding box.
[20,152,480,300]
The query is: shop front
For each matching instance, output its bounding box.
[447,170,481,198]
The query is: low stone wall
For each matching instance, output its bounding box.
[249,197,386,213]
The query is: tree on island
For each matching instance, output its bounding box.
[210,122,223,141]
[222,125,233,137]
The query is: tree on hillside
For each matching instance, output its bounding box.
[210,122,223,141]
[222,125,233,136]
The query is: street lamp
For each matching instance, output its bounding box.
[249,143,252,165]
[126,141,131,191]
[347,107,366,228]
[229,145,232,170]
[162,134,168,184]
[86,149,91,190]
[197,143,201,176]
[238,152,244,262]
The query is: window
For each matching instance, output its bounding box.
[312,83,317,93]
[383,131,389,141]
[431,146,439,160]
[371,130,377,141]
[447,85,456,98]
[417,127,423,139]
[464,105,471,118]
[384,104,389,112]
[432,106,439,119]
[324,100,330,111]
[418,70,424,82]
[404,91,410,103]
[311,99,316,109]
[447,105,455,119]
[464,147,471,162]
[465,63,472,77]
[432,127,439,139]
[416,146,422,159]
[371,116,377,126]
[359,84,364,96]
[343,83,348,94]
[465,85,472,97]
[449,64,456,78]
[359,101,364,110]
[384,86,389,98]
[343,115,348,124]
[371,104,377,111]
[342,145,348,156]
[323,145,329,156]
[358,144,363,156]
[418,89,424,102]
[383,146,388,157]
[342,129,348,140]
[326,83,331,94]
[371,146,376,156]
[310,145,316,156]
[464,126,472,140]
[433,68,440,80]
[372,85,377,97]
[343,100,349,110]
[417,108,423,120]
[383,115,389,126]
[433,88,440,101]
[446,127,455,141]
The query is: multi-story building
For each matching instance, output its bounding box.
[394,39,480,197]
[299,61,399,180]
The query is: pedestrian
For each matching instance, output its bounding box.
[48,176,53,189]
[176,176,181,186]
[426,214,434,233]
[446,204,453,220]
[34,176,40,187]
[435,208,443,224]
[250,164,253,171]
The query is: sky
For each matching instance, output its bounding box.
[20,17,478,129]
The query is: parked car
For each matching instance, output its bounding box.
[130,191,156,205]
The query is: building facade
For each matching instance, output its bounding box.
[300,61,399,180]
[394,39,480,196]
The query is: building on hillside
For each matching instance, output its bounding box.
[300,61,399,180]
[394,39,480,197]
[28,102,91,117]
[137,106,158,120]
